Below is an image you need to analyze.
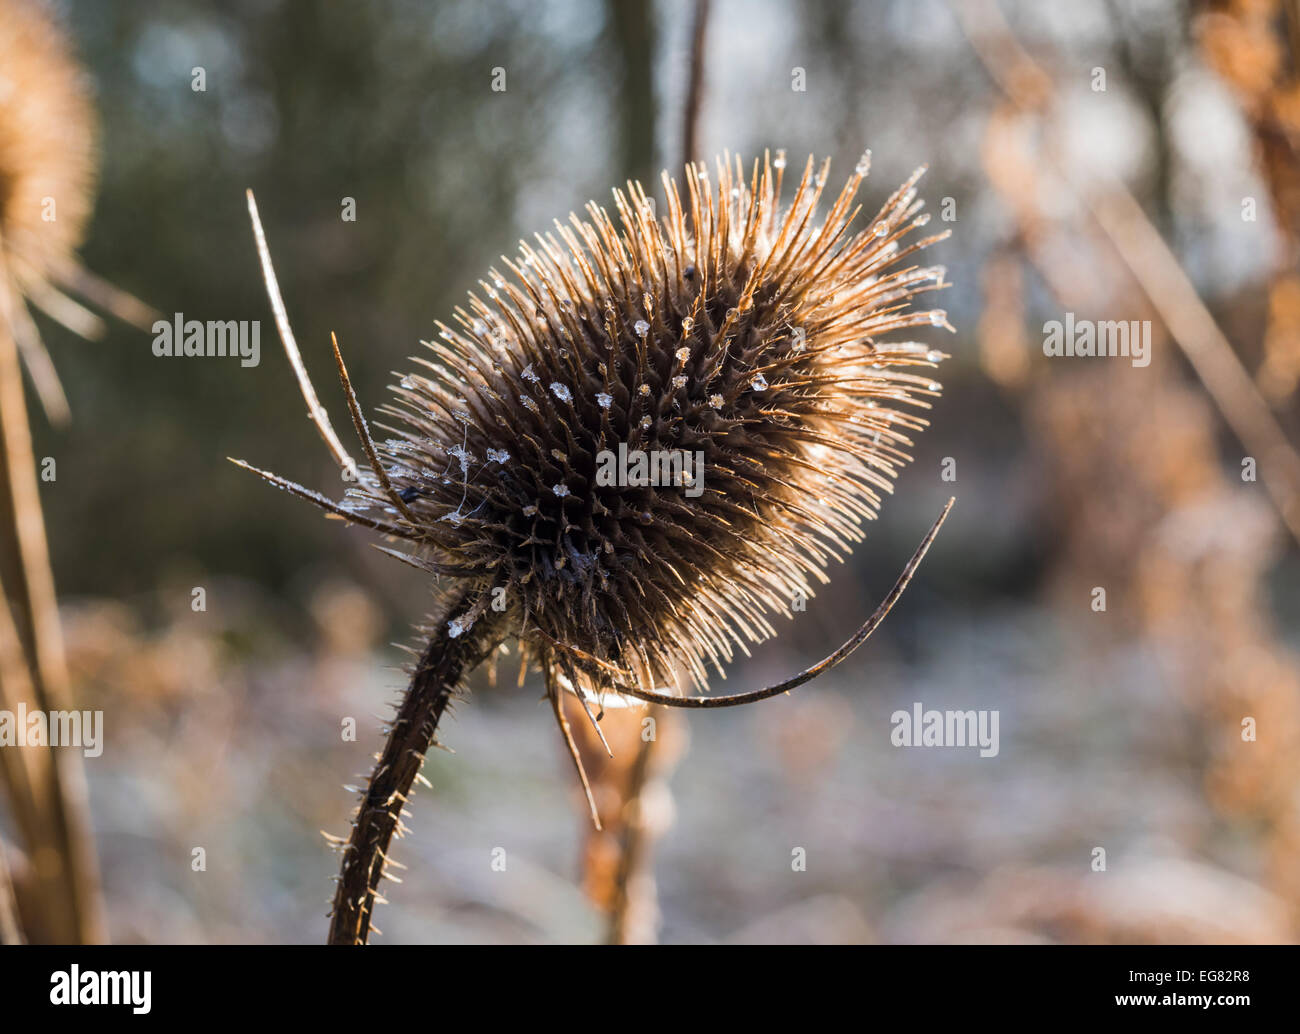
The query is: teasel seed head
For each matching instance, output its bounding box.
[334,152,952,699]
[239,154,955,940]
[0,0,155,426]
[0,0,97,273]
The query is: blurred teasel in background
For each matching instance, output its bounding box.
[0,0,152,945]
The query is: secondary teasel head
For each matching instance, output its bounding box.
[0,0,153,425]
[333,151,951,698]
[0,0,96,276]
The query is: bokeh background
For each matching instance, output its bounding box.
[4,0,1300,943]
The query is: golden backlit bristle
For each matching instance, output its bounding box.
[331,151,951,698]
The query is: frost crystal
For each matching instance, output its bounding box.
[447,615,474,639]
[447,444,471,471]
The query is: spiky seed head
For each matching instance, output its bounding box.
[0,0,97,269]
[349,152,951,696]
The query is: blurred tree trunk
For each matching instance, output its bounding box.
[606,0,658,186]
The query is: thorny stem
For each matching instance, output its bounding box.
[327,593,507,945]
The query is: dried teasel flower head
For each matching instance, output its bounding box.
[244,151,953,702]
[238,151,955,943]
[0,0,96,269]
[0,0,154,424]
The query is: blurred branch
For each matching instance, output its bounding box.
[954,0,1300,547]
[681,0,711,170]
[607,0,658,185]
[1090,188,1300,538]
[564,697,680,944]
[0,575,47,867]
[607,705,666,945]
[0,250,105,944]
[0,835,23,944]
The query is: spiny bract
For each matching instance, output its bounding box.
[346,151,951,698]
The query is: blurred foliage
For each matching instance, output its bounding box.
[45,0,633,613]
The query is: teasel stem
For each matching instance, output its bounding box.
[0,835,23,944]
[328,592,508,945]
[0,247,104,944]
[606,703,671,944]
